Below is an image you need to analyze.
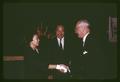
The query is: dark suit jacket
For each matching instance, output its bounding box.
[71,33,105,79]
[49,37,69,65]
[48,37,70,79]
[24,42,49,79]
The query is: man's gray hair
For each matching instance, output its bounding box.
[76,19,90,28]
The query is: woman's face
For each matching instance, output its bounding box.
[32,34,40,46]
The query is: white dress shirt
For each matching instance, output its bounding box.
[83,32,90,47]
[57,37,64,50]
[82,32,89,55]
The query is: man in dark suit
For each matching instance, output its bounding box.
[48,24,71,79]
[71,19,105,79]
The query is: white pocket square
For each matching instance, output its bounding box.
[83,50,88,55]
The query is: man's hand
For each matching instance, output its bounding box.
[48,64,71,73]
[56,64,70,73]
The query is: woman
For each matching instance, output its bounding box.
[24,34,48,79]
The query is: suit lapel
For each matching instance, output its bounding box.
[82,34,91,56]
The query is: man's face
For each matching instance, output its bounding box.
[75,22,87,38]
[32,35,40,46]
[56,26,64,39]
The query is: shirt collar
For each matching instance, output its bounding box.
[57,37,64,41]
[83,32,90,43]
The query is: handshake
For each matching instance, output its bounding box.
[56,64,71,73]
[48,64,71,73]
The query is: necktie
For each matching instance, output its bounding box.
[60,39,62,49]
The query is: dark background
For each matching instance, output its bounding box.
[3,3,117,79]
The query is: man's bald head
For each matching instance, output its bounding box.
[56,24,64,39]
